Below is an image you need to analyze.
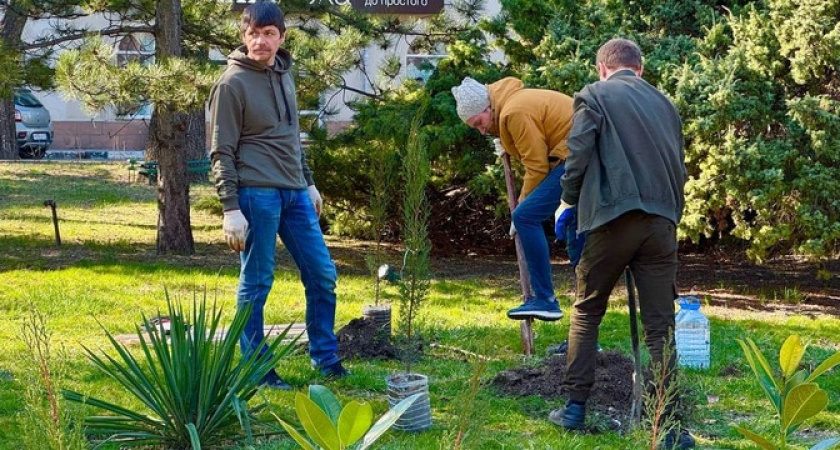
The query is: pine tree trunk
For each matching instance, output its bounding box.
[0,0,27,160]
[0,98,18,159]
[185,108,207,182]
[185,108,206,160]
[150,106,194,254]
[151,0,194,255]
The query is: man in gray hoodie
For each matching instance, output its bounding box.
[209,0,346,389]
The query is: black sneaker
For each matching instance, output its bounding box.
[661,429,696,449]
[260,369,291,390]
[320,361,349,379]
[548,400,586,430]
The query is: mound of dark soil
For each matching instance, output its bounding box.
[427,186,514,257]
[337,318,397,360]
[491,350,634,419]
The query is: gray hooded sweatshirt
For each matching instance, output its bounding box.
[209,45,314,211]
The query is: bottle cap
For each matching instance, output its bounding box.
[677,296,701,310]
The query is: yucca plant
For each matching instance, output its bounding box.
[276,385,421,449]
[64,291,299,449]
[733,335,840,450]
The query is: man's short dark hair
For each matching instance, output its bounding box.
[240,1,286,34]
[596,38,643,71]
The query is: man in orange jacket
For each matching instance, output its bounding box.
[452,76,584,321]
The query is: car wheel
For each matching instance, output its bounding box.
[19,146,46,160]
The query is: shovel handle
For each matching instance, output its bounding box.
[501,152,535,355]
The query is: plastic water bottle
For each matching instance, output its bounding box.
[675,296,710,369]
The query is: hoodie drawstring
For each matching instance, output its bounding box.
[276,74,293,126]
[266,70,293,126]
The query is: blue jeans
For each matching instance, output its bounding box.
[237,187,340,369]
[512,164,585,301]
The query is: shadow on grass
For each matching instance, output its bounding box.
[0,234,403,282]
[3,212,159,230]
[0,171,156,207]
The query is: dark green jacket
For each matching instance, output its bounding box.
[561,70,686,232]
[209,46,314,211]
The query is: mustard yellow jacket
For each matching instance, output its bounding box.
[488,77,574,201]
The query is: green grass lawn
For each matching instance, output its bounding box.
[1,162,838,449]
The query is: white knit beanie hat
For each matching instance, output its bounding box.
[451,77,490,122]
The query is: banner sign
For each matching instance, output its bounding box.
[349,0,443,15]
[231,0,443,15]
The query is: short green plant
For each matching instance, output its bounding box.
[642,342,681,449]
[396,107,431,374]
[63,291,299,448]
[733,335,840,450]
[192,195,223,216]
[19,308,87,450]
[276,384,421,450]
[365,144,397,306]
[451,355,489,450]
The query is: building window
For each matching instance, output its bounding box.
[405,41,446,85]
[115,34,155,119]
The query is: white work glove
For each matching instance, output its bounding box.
[493,138,506,157]
[223,209,248,252]
[509,222,517,237]
[554,200,575,223]
[307,185,323,217]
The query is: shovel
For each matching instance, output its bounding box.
[626,268,643,425]
[501,151,535,355]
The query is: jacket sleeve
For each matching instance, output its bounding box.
[300,143,315,187]
[501,112,550,202]
[288,73,315,187]
[209,83,244,211]
[561,93,602,206]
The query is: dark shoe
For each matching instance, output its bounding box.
[261,369,291,390]
[320,361,349,379]
[548,400,586,430]
[661,429,695,449]
[546,340,602,355]
[507,297,563,321]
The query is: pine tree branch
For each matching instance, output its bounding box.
[22,25,155,50]
[338,83,381,101]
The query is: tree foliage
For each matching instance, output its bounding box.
[671,0,840,261]
[0,0,84,159]
[55,36,219,116]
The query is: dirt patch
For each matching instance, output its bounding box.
[427,186,516,257]
[337,318,397,360]
[718,363,742,377]
[321,232,839,317]
[491,350,634,425]
[678,252,840,316]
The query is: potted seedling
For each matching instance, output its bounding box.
[362,143,398,337]
[384,110,432,432]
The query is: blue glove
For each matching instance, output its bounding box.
[554,202,576,241]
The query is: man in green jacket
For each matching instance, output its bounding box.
[209,0,346,389]
[551,38,694,448]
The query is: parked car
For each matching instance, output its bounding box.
[14,89,53,159]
